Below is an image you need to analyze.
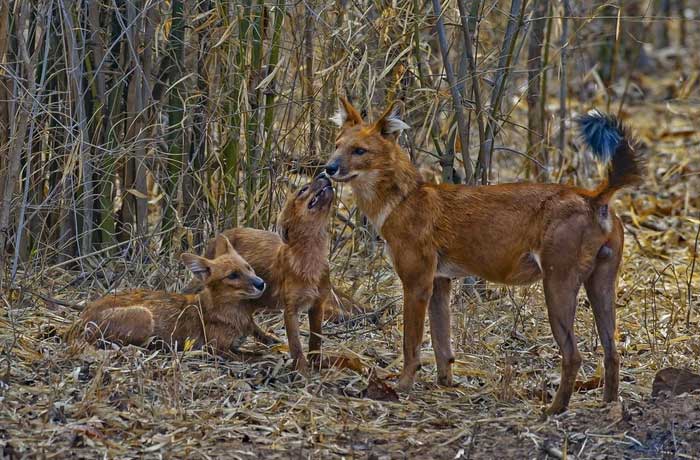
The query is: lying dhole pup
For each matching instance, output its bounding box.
[325,98,643,414]
[190,174,334,375]
[80,235,267,355]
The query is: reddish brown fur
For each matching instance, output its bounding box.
[79,236,267,356]
[199,175,334,374]
[326,98,637,414]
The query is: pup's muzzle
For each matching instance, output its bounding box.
[324,161,339,177]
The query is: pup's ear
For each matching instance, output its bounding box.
[181,253,211,282]
[374,100,410,139]
[213,234,236,258]
[330,96,363,129]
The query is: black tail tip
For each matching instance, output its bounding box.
[576,110,626,161]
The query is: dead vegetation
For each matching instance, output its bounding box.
[1,0,700,458]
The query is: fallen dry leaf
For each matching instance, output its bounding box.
[362,373,399,402]
[652,367,700,397]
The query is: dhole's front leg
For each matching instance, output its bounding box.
[283,305,310,376]
[429,277,455,386]
[307,292,326,365]
[397,273,435,392]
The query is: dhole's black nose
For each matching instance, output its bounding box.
[325,162,339,176]
[252,277,266,292]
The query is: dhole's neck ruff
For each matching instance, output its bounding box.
[351,150,420,234]
[282,227,329,283]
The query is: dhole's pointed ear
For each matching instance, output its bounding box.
[181,253,211,282]
[374,100,410,139]
[330,97,363,129]
[213,234,236,258]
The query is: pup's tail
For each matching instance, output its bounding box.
[577,110,644,205]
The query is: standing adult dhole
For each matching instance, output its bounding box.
[80,235,267,355]
[192,174,335,374]
[325,98,643,414]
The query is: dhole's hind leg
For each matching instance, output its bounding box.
[429,277,455,386]
[543,272,582,414]
[585,218,623,404]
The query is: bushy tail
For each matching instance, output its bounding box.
[577,110,644,204]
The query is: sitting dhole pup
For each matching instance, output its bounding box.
[189,174,334,374]
[80,235,266,355]
[326,98,643,414]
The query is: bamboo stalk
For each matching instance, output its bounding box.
[10,0,52,281]
[431,0,471,184]
[121,0,148,246]
[303,1,316,159]
[56,1,79,263]
[222,0,252,227]
[526,0,548,179]
[244,0,266,226]
[0,2,35,278]
[161,0,186,250]
[60,0,94,256]
[87,0,116,250]
[411,0,443,162]
[455,0,483,185]
[539,0,553,177]
[0,1,11,149]
[480,0,527,184]
[557,0,571,167]
[181,0,202,235]
[261,0,285,227]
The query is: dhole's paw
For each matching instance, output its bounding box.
[307,352,322,369]
[294,358,311,378]
[603,387,619,403]
[437,372,455,387]
[396,375,415,393]
[544,402,568,416]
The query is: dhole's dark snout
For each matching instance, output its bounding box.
[325,161,339,177]
[252,277,266,292]
[308,172,334,209]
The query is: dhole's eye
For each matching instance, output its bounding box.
[227,272,239,280]
[298,186,309,195]
[353,147,366,156]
